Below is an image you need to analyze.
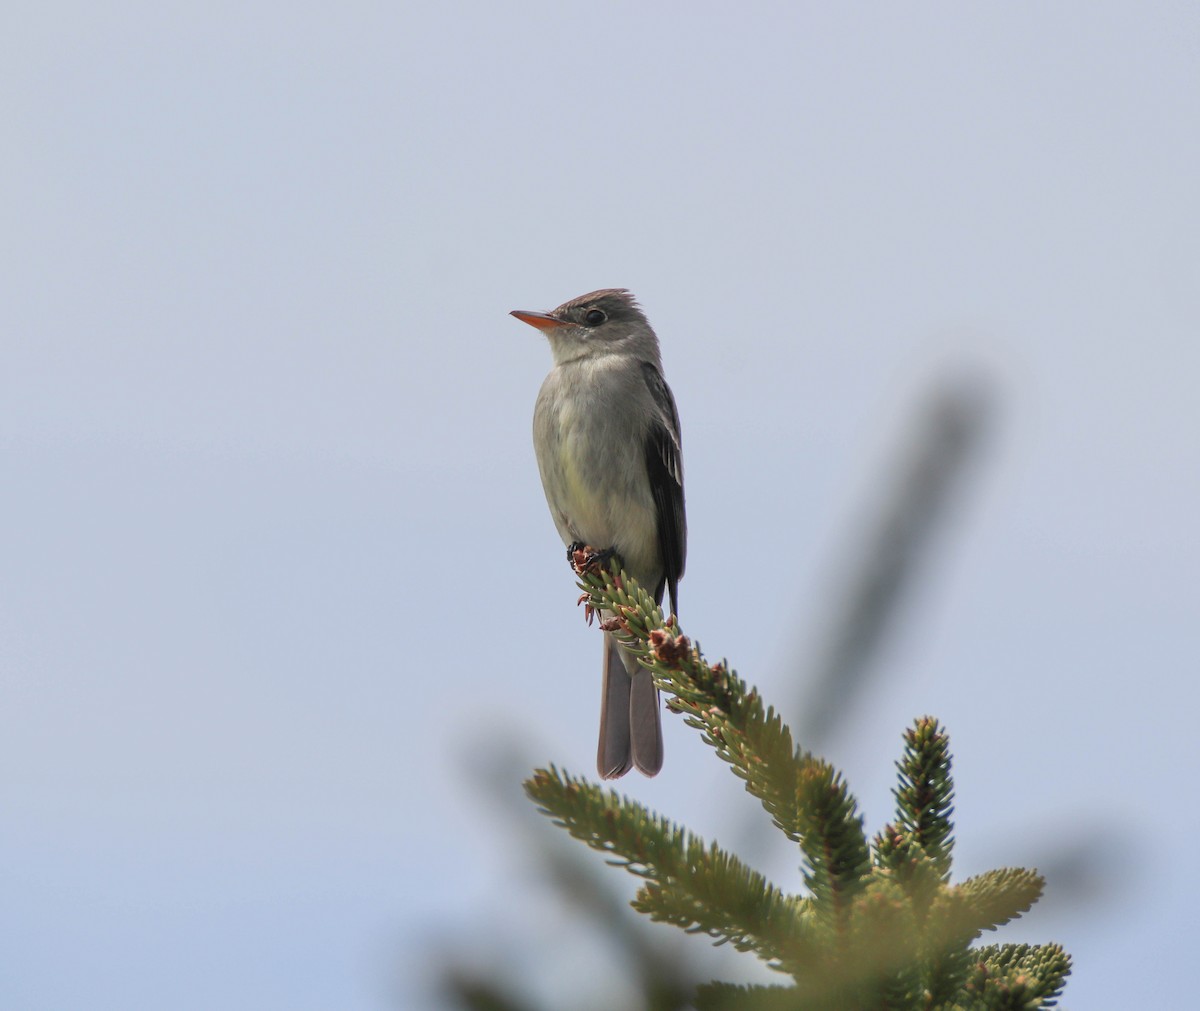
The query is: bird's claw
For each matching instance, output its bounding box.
[570,544,617,577]
[571,545,622,627]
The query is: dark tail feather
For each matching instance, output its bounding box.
[629,667,663,777]
[598,633,633,779]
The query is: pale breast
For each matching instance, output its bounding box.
[533,359,662,585]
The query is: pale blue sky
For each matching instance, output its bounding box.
[3,3,1197,1008]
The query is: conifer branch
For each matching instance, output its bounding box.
[966,943,1072,1007]
[516,561,1073,1009]
[795,758,871,928]
[693,981,854,1011]
[893,717,955,880]
[953,867,1046,936]
[693,982,801,1011]
[574,565,817,845]
[524,765,815,971]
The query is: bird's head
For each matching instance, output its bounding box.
[511,289,659,366]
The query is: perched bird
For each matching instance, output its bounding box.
[512,289,686,779]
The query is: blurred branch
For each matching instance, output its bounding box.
[797,374,995,748]
[792,373,1119,913]
[441,743,697,1011]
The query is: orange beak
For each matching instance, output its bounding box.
[510,309,567,332]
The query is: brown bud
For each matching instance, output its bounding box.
[648,629,691,665]
[576,593,596,626]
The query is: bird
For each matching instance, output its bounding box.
[511,289,686,779]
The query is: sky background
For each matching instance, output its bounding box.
[3,3,1198,1008]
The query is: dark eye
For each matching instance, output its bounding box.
[583,308,607,327]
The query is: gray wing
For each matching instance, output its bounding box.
[641,362,686,614]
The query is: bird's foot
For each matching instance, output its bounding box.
[572,545,622,627]
[569,543,618,577]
